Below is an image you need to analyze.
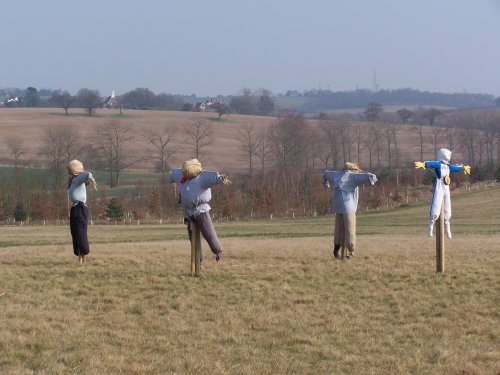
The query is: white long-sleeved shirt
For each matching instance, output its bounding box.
[323,170,377,214]
[68,171,95,206]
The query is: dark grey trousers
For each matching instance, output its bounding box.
[186,212,222,261]
[70,202,90,256]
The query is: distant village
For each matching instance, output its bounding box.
[1,89,228,113]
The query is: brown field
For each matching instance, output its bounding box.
[0,187,499,374]
[0,107,468,175]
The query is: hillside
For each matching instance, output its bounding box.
[0,107,470,175]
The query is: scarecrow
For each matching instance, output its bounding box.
[415,148,471,239]
[323,162,378,258]
[169,159,231,263]
[67,160,97,264]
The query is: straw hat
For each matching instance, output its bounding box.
[182,158,202,179]
[343,162,363,173]
[68,159,84,176]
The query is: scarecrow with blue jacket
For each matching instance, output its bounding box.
[415,148,471,239]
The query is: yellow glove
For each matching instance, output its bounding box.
[463,165,471,175]
[414,161,425,170]
[220,174,232,185]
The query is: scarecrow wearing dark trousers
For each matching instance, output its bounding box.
[323,162,378,259]
[169,159,231,263]
[67,160,97,264]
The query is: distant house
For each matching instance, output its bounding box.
[104,90,118,109]
[190,99,227,112]
[2,96,19,107]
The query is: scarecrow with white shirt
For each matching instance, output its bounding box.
[415,148,471,239]
[323,162,378,259]
[169,159,230,263]
[67,159,97,264]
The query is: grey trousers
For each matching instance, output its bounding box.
[334,212,356,253]
[186,212,222,261]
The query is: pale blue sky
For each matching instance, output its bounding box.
[2,0,499,97]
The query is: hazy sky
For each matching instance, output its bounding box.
[2,0,500,97]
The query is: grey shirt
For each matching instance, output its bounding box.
[323,170,377,214]
[68,171,95,206]
[169,168,224,219]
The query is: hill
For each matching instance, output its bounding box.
[0,108,472,176]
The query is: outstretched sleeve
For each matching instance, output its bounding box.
[169,168,183,184]
[199,171,224,189]
[449,164,464,173]
[352,172,377,187]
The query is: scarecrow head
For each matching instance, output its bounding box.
[343,162,363,173]
[182,158,202,179]
[68,160,84,176]
[436,148,451,163]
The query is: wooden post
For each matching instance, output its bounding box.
[436,203,445,273]
[340,216,347,259]
[190,220,202,276]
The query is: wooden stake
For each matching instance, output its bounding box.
[436,203,445,273]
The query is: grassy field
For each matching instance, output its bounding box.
[0,107,472,176]
[0,188,499,374]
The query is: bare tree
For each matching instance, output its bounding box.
[238,124,259,176]
[480,112,500,165]
[364,102,383,122]
[382,124,397,168]
[93,122,142,187]
[388,124,402,168]
[270,114,308,169]
[40,126,80,217]
[77,88,101,116]
[352,123,368,166]
[320,118,342,169]
[143,127,177,183]
[413,124,427,162]
[423,108,442,126]
[429,126,445,159]
[370,125,383,168]
[213,101,230,119]
[443,127,459,155]
[51,91,75,116]
[254,127,273,176]
[396,108,413,124]
[452,113,479,166]
[185,121,213,159]
[5,136,25,199]
[335,116,353,163]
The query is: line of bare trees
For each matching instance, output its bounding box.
[1,109,499,223]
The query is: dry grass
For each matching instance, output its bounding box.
[0,237,498,375]
[0,108,275,173]
[0,108,468,175]
[1,188,499,374]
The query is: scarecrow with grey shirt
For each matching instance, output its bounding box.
[67,159,97,264]
[323,162,378,259]
[170,159,230,263]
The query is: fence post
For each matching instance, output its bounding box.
[436,203,445,273]
[190,220,201,276]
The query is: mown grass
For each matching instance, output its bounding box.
[0,187,499,374]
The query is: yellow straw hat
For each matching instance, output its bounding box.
[68,160,84,176]
[343,162,363,173]
[182,158,202,179]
